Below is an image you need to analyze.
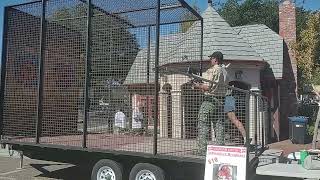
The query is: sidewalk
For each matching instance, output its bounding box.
[0,156,89,180]
[0,145,21,158]
[268,140,320,156]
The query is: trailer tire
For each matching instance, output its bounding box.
[91,159,123,180]
[129,163,165,180]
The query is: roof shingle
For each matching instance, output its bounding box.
[233,24,284,78]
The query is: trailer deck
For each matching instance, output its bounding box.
[7,133,247,159]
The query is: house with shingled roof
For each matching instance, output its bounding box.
[124,0,297,141]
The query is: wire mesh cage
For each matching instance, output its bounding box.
[0,0,269,160]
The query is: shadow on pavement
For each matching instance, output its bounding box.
[30,164,91,180]
[254,175,302,180]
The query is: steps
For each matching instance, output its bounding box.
[258,149,284,166]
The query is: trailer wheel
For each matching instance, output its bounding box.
[129,163,165,180]
[91,159,123,180]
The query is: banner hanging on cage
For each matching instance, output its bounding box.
[204,145,247,180]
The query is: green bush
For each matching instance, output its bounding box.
[298,102,319,136]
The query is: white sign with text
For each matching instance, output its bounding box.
[204,145,247,180]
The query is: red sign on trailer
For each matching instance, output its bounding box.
[204,145,247,180]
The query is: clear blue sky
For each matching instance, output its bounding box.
[0,0,319,58]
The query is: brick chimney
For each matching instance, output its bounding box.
[279,0,297,43]
[278,0,298,140]
[279,0,297,84]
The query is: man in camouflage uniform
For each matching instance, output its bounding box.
[194,51,228,155]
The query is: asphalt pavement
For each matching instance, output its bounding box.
[0,147,90,180]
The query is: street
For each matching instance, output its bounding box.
[0,155,91,180]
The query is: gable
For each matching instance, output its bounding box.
[202,6,263,61]
[234,24,284,79]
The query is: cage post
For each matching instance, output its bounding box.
[83,0,92,149]
[178,0,202,20]
[153,0,161,156]
[254,96,258,156]
[199,19,203,76]
[36,0,47,144]
[267,100,271,144]
[0,7,9,136]
[245,93,250,179]
[147,26,151,84]
[261,100,266,147]
[146,26,151,132]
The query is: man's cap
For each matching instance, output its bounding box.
[208,51,223,61]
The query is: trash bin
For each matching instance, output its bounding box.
[289,116,308,144]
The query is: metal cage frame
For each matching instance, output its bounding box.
[0,0,270,169]
[0,0,204,155]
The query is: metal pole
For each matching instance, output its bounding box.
[254,96,258,156]
[18,151,24,169]
[36,0,47,144]
[153,0,161,156]
[245,93,250,180]
[267,100,271,145]
[262,100,267,147]
[145,26,151,132]
[177,0,202,20]
[312,103,320,149]
[83,0,92,149]
[261,101,265,147]
[0,7,9,136]
[199,19,203,76]
[147,26,151,84]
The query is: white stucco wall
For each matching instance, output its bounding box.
[159,62,266,143]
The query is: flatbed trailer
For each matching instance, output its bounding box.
[0,0,269,179]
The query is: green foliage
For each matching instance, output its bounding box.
[218,0,279,33]
[212,0,319,93]
[219,0,241,27]
[51,4,139,81]
[307,124,315,136]
[180,0,200,32]
[216,0,311,36]
[51,5,138,108]
[312,67,320,85]
[296,7,312,40]
[294,12,320,92]
[298,103,319,136]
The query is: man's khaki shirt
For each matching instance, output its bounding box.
[206,64,228,96]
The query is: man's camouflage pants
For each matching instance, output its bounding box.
[196,96,225,155]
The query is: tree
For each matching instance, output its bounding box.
[51,5,139,82]
[293,12,320,92]
[296,6,312,40]
[180,0,200,32]
[214,0,317,92]
[218,0,241,27]
[215,0,310,35]
[217,0,280,32]
[51,5,138,111]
